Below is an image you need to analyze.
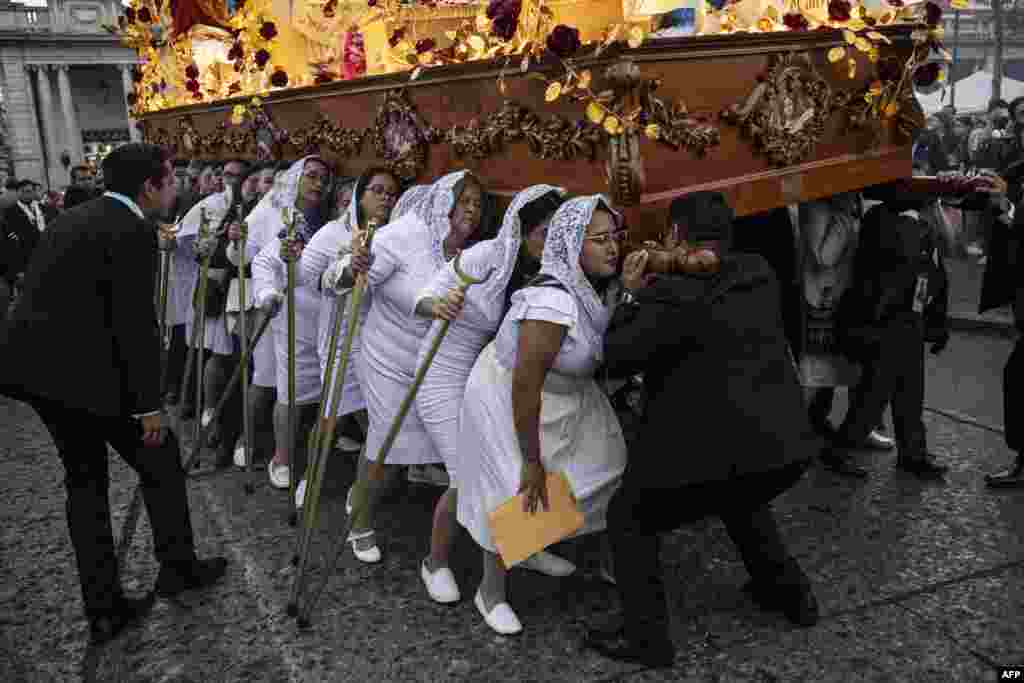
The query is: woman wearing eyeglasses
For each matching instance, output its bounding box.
[344,171,486,563]
[411,185,567,606]
[295,168,401,507]
[454,195,630,635]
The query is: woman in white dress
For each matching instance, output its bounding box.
[413,185,569,604]
[295,167,401,504]
[456,195,628,635]
[346,171,484,563]
[249,157,333,490]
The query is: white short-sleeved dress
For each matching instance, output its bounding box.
[456,286,627,554]
[178,193,234,356]
[297,218,367,417]
[358,215,442,466]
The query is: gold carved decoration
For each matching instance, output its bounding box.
[447,101,603,162]
[368,89,443,184]
[721,53,832,168]
[177,116,201,155]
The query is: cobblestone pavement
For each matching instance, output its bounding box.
[1,330,1022,683]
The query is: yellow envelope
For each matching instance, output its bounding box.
[488,471,584,569]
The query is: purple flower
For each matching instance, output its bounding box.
[546,25,581,59]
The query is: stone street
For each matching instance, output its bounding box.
[1,328,1022,683]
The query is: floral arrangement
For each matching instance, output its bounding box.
[110,0,951,118]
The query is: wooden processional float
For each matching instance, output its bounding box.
[136,24,926,240]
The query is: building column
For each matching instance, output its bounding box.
[30,65,61,187]
[1,54,45,183]
[119,64,141,142]
[55,65,82,166]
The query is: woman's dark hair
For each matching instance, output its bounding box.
[102,143,171,199]
[518,190,564,235]
[351,166,398,227]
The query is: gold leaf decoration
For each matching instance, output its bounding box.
[578,70,592,89]
[545,82,563,102]
[644,124,661,140]
[843,30,856,45]
[604,115,622,135]
[828,47,846,63]
[586,101,606,124]
[847,57,857,79]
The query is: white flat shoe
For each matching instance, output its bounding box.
[347,530,381,564]
[335,435,363,453]
[200,407,215,429]
[268,460,290,490]
[295,479,306,509]
[474,590,521,635]
[421,560,460,604]
[518,550,576,578]
[233,443,248,468]
[345,487,353,516]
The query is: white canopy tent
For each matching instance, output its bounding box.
[917,70,1024,115]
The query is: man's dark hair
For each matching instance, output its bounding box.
[5,179,18,191]
[173,159,190,170]
[16,179,34,190]
[670,191,735,249]
[989,99,1009,113]
[102,143,171,199]
[519,190,564,234]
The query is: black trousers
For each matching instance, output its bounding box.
[1005,336,1024,453]
[162,324,187,397]
[838,318,926,456]
[29,397,196,618]
[608,462,809,647]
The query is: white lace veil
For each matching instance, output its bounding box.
[392,184,428,219]
[540,194,621,344]
[247,155,326,241]
[402,170,473,268]
[480,184,566,309]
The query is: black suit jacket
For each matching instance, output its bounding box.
[2,204,40,281]
[603,254,817,491]
[0,197,161,418]
[62,186,98,211]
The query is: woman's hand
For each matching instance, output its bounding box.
[351,240,372,276]
[519,459,549,514]
[621,249,655,293]
[279,236,304,263]
[227,221,243,242]
[432,288,466,321]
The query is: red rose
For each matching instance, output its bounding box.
[138,7,152,23]
[389,28,406,48]
[913,61,941,87]
[886,0,903,7]
[487,0,522,41]
[367,0,378,6]
[324,0,337,18]
[228,42,244,61]
[185,64,199,80]
[925,2,942,26]
[132,67,143,83]
[877,58,903,83]
[415,38,436,54]
[193,92,203,100]
[254,49,271,68]
[546,24,581,59]
[259,21,278,41]
[151,83,159,93]
[234,60,243,73]
[783,12,810,31]
[185,78,200,92]
[270,69,289,88]
[828,0,851,22]
[124,8,136,23]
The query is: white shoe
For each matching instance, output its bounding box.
[345,487,353,516]
[421,560,460,604]
[268,460,290,490]
[200,407,215,429]
[295,479,306,509]
[335,435,363,453]
[518,550,576,577]
[408,464,450,488]
[474,590,522,635]
[347,530,381,564]
[233,443,248,468]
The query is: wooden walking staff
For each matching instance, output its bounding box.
[287,220,380,619]
[291,253,492,628]
[235,218,255,494]
[282,207,302,525]
[181,208,214,464]
[157,216,182,397]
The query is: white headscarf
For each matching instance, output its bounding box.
[392,184,428,219]
[479,184,566,309]
[540,195,621,348]
[248,155,327,242]
[401,170,473,268]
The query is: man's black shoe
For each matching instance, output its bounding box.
[584,626,674,668]
[743,580,820,627]
[88,593,155,645]
[895,454,948,479]
[155,557,228,598]
[985,456,1024,489]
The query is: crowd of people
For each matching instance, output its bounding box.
[0,137,1021,668]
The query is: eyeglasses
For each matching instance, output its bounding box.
[366,184,398,200]
[584,230,627,245]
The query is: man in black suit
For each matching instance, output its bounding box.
[3,180,43,288]
[586,192,819,668]
[0,144,227,644]
[62,164,99,211]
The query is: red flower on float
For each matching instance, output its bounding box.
[228,42,244,61]
[487,0,522,42]
[138,7,152,23]
[185,78,200,92]
[828,0,851,22]
[185,64,199,80]
[389,28,406,48]
[254,49,271,68]
[925,2,942,26]
[416,38,436,54]
[270,69,289,88]
[783,12,810,31]
[124,8,136,23]
[913,62,941,87]
[259,21,278,41]
[546,25,581,58]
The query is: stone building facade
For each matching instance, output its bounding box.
[0,0,139,190]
